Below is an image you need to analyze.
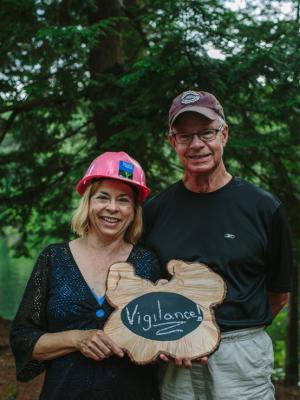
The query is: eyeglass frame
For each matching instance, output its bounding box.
[170,123,225,144]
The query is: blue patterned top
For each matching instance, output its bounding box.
[10,243,161,400]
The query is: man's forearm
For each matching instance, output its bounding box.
[268,291,289,319]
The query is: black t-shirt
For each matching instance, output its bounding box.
[142,177,292,331]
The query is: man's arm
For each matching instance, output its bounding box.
[268,291,289,319]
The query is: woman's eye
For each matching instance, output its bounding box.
[119,197,130,203]
[97,195,109,201]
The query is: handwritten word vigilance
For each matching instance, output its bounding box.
[124,299,203,336]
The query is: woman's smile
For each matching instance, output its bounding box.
[99,215,122,227]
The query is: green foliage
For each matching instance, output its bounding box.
[0,0,299,258]
[0,0,299,383]
[267,309,288,380]
[4,382,18,400]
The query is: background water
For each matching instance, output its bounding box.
[0,238,35,320]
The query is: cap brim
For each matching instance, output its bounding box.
[170,106,219,126]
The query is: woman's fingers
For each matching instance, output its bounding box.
[95,330,124,358]
[80,341,107,360]
[76,330,124,360]
[90,332,113,356]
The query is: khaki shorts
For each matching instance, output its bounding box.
[160,327,275,400]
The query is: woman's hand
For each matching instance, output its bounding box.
[75,330,124,361]
[32,329,124,361]
[159,353,208,368]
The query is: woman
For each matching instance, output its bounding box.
[10,151,161,400]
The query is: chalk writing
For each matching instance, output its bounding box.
[121,292,203,341]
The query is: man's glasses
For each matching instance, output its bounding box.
[171,124,224,144]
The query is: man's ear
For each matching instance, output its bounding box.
[168,133,176,150]
[221,125,229,147]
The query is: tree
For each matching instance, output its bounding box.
[0,0,299,383]
[0,0,132,254]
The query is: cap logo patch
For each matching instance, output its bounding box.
[181,91,200,105]
[118,161,134,179]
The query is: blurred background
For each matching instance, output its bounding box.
[0,0,299,398]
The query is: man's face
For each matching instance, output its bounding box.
[169,112,228,176]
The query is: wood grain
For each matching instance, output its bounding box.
[104,260,226,364]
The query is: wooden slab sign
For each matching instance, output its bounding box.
[104,259,226,364]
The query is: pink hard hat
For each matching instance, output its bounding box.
[76,151,150,203]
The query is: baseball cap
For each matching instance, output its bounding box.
[169,90,225,127]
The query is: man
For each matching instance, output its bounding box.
[142,90,292,400]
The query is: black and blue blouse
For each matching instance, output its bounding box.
[10,243,161,400]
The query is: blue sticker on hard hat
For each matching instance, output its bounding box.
[181,90,200,104]
[119,161,134,179]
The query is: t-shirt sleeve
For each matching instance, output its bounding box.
[140,197,158,246]
[10,247,51,381]
[266,205,292,292]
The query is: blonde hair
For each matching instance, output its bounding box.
[71,180,143,244]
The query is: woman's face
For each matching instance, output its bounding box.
[88,179,135,241]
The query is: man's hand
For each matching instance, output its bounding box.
[159,353,208,368]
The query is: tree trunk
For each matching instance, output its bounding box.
[265,150,300,386]
[87,0,123,146]
[284,256,299,386]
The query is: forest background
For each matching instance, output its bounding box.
[0,0,299,395]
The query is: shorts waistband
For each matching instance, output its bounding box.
[220,327,265,342]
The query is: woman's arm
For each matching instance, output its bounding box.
[10,247,51,381]
[33,329,124,361]
[32,331,76,360]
